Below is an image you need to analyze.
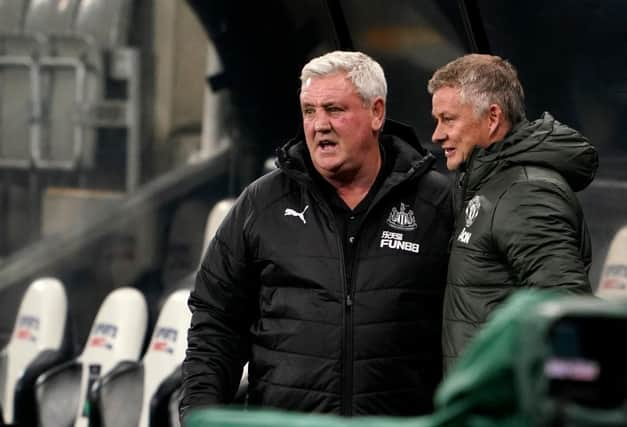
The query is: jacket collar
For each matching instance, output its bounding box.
[460,112,598,195]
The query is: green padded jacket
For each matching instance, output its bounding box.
[442,112,598,371]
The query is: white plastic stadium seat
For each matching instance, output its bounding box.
[163,198,235,294]
[0,277,69,426]
[201,198,235,261]
[139,289,191,426]
[35,286,148,427]
[88,289,192,427]
[596,225,627,301]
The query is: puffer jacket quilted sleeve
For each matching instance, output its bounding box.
[492,172,592,293]
[180,188,257,419]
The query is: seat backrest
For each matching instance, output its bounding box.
[86,289,190,427]
[0,0,81,165]
[0,0,36,164]
[0,277,67,424]
[139,289,191,427]
[201,198,235,262]
[25,0,90,169]
[73,286,147,427]
[595,225,627,301]
[0,68,31,163]
[22,0,131,169]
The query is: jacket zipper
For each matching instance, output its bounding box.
[335,229,354,416]
[339,190,399,416]
[314,195,354,416]
[343,287,354,416]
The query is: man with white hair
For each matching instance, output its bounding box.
[181,51,453,417]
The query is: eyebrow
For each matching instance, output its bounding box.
[301,100,341,107]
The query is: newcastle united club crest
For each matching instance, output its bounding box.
[386,203,417,231]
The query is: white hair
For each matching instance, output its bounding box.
[300,51,387,104]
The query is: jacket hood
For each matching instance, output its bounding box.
[466,112,598,192]
[275,119,436,186]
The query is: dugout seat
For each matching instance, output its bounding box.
[201,198,247,406]
[89,289,191,427]
[200,198,235,261]
[36,0,137,177]
[0,0,81,167]
[595,225,627,301]
[35,286,147,427]
[0,277,70,426]
[1,0,140,192]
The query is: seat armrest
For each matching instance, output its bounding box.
[149,365,182,427]
[13,349,69,426]
[89,361,143,427]
[35,360,82,427]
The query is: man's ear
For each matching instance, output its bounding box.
[371,97,385,131]
[487,103,508,140]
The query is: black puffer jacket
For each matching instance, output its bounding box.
[181,123,453,417]
[443,113,598,371]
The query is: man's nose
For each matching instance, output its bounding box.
[432,123,445,144]
[314,114,331,132]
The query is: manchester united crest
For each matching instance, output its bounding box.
[464,195,481,228]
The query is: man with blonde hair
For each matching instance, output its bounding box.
[181,50,453,417]
[428,54,597,371]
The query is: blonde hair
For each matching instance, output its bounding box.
[428,54,526,124]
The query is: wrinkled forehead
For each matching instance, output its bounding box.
[301,71,350,88]
[302,77,314,89]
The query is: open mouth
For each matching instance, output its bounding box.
[444,147,456,157]
[318,140,337,150]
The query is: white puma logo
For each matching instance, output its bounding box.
[284,205,309,224]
